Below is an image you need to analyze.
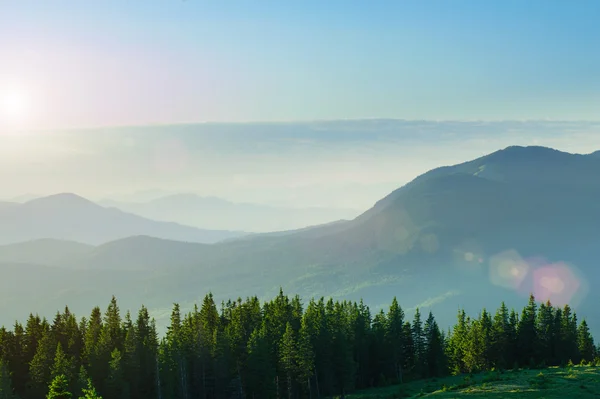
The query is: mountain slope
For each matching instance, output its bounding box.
[0,193,247,245]
[2,146,600,335]
[0,239,94,266]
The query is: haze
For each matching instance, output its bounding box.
[2,121,600,211]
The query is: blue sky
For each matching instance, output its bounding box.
[1,0,599,128]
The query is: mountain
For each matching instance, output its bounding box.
[2,146,600,335]
[98,194,362,232]
[0,193,247,245]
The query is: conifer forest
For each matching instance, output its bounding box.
[0,291,595,399]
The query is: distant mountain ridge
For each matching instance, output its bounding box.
[2,146,600,336]
[98,194,362,232]
[0,193,246,245]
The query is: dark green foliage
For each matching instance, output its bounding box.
[0,292,593,399]
[0,358,17,399]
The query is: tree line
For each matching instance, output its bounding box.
[0,291,596,399]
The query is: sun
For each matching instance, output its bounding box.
[1,90,30,118]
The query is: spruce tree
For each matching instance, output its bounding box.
[517,294,538,367]
[536,301,556,366]
[402,322,415,379]
[74,366,89,399]
[423,312,446,377]
[0,358,17,399]
[51,344,74,382]
[246,324,276,398]
[134,306,158,399]
[46,375,71,399]
[105,349,127,399]
[577,319,595,363]
[296,317,315,397]
[385,298,405,383]
[412,309,425,378]
[29,330,55,397]
[279,323,297,399]
[448,309,467,374]
[491,302,510,369]
[78,379,102,399]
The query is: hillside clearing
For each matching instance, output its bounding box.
[339,366,600,398]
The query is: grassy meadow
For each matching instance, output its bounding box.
[336,365,600,398]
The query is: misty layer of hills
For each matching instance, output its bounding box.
[98,195,362,232]
[2,145,600,335]
[0,194,246,245]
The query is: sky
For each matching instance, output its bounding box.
[1,0,599,129]
[1,1,600,210]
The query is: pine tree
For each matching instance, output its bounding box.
[577,320,595,363]
[121,312,138,398]
[279,323,297,399]
[385,298,405,383]
[479,309,493,370]
[491,302,510,369]
[29,330,56,397]
[134,306,158,399]
[402,322,415,379]
[349,300,370,390]
[517,294,538,367]
[536,301,556,366]
[105,349,127,399]
[8,322,27,397]
[507,309,519,367]
[246,324,276,398]
[74,366,89,399]
[51,344,74,382]
[0,358,17,399]
[78,379,102,399]
[46,375,71,399]
[463,317,485,372]
[296,317,315,397]
[448,309,467,374]
[560,304,579,364]
[88,297,122,396]
[162,303,186,399]
[412,309,425,378]
[423,312,446,377]
[83,307,103,391]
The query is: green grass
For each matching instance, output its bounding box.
[335,366,600,398]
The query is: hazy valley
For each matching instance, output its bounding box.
[2,145,599,336]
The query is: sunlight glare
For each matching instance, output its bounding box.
[1,89,31,126]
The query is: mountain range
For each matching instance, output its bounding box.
[2,145,600,334]
[0,193,246,245]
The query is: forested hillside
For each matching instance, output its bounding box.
[0,291,595,399]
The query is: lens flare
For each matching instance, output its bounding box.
[489,249,529,290]
[532,262,587,307]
